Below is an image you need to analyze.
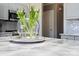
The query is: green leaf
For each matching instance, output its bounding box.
[17,6,39,38]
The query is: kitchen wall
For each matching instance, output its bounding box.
[64,3,79,34]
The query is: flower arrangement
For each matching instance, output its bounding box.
[17,6,39,38]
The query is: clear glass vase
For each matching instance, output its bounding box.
[17,20,39,39]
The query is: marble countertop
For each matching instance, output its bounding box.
[0,37,79,56]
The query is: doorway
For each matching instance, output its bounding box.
[42,3,63,38]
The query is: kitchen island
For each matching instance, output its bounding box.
[0,37,79,56]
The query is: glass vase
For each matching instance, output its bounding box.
[17,20,39,39]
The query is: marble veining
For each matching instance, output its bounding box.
[65,19,79,34]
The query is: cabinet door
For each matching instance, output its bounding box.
[0,3,8,20]
[0,4,5,19]
[61,35,74,40]
[64,3,79,19]
[3,4,8,20]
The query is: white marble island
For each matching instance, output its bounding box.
[0,37,79,56]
